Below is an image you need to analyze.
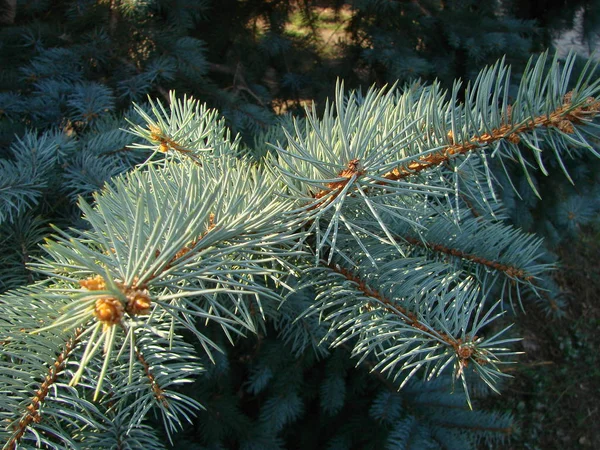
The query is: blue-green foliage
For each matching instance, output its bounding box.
[320,374,346,416]
[260,391,304,433]
[368,375,515,450]
[0,3,207,136]
[370,391,404,424]
[3,2,600,449]
[0,105,148,291]
[245,365,274,395]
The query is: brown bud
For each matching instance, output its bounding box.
[126,290,152,316]
[506,133,521,144]
[457,344,474,361]
[148,124,162,142]
[94,297,124,326]
[80,275,106,291]
[558,120,575,134]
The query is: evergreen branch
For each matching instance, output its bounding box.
[402,234,532,281]
[0,165,44,225]
[0,129,64,225]
[5,328,83,450]
[379,207,557,310]
[301,228,519,402]
[127,92,242,159]
[399,226,561,313]
[7,4,587,447]
[2,46,598,445]
[133,341,169,409]
[293,53,600,215]
[324,261,477,363]
[114,324,204,441]
[81,410,167,450]
[271,52,600,262]
[25,153,301,408]
[383,92,600,183]
[307,89,600,203]
[0,213,47,291]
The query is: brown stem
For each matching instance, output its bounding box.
[209,62,267,107]
[400,231,561,312]
[402,235,534,282]
[145,213,216,285]
[324,261,476,363]
[310,94,600,202]
[309,158,365,209]
[383,95,600,183]
[135,346,169,408]
[6,328,83,450]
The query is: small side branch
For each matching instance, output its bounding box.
[325,261,478,366]
[402,235,533,282]
[147,125,194,156]
[135,347,169,408]
[6,328,83,450]
[384,94,600,182]
[307,94,600,206]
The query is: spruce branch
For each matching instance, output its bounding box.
[5,328,83,450]
[305,254,517,405]
[402,235,533,281]
[0,283,106,450]
[1,50,599,446]
[266,53,600,265]
[290,53,600,208]
[323,260,474,350]
[23,150,303,414]
[382,212,556,311]
[127,91,240,161]
[383,89,600,183]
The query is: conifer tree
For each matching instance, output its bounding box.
[1,50,600,448]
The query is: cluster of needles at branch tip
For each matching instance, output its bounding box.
[78,213,217,328]
[148,123,191,154]
[80,275,152,328]
[78,276,168,407]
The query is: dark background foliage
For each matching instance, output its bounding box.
[1,0,599,448]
